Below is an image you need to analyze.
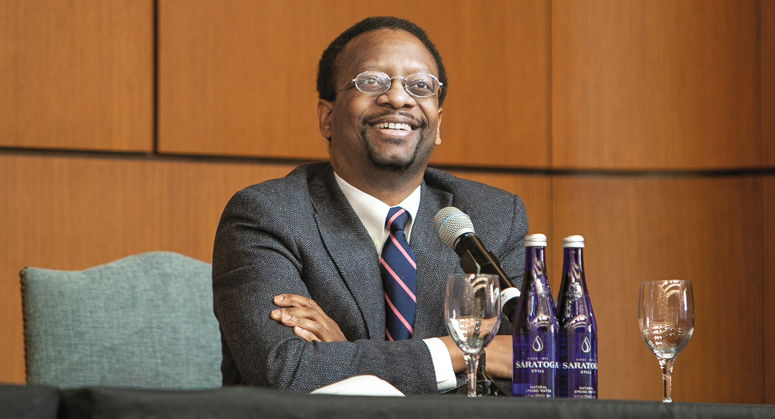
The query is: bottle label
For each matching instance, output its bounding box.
[512,331,557,398]
[559,332,598,398]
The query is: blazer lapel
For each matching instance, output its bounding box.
[411,183,459,338]
[308,166,384,339]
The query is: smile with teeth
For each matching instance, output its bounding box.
[373,122,413,131]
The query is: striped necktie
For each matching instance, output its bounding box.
[380,206,417,341]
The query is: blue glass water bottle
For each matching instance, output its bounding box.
[512,234,559,398]
[556,235,598,398]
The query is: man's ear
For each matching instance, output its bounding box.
[435,107,443,145]
[317,99,334,140]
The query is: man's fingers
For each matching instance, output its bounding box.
[277,313,335,341]
[271,306,325,324]
[270,309,293,324]
[293,326,321,342]
[273,294,319,308]
[293,318,329,339]
[270,294,347,342]
[271,309,328,336]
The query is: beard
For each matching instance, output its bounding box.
[358,111,433,172]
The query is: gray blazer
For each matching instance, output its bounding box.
[212,163,528,395]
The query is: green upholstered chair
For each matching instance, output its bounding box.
[20,252,222,389]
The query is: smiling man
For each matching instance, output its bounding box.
[318,27,442,205]
[212,16,528,395]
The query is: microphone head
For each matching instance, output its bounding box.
[434,207,475,248]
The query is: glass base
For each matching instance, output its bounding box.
[443,352,510,397]
[443,377,510,397]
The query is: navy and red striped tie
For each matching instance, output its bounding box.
[380,207,417,341]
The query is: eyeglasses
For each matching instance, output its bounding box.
[335,71,443,99]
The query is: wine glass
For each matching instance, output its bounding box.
[638,280,694,403]
[444,273,501,397]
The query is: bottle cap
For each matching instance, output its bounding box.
[562,235,585,248]
[524,233,547,247]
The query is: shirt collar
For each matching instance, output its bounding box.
[334,172,421,251]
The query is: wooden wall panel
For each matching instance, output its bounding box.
[764,0,775,166]
[0,1,153,152]
[426,1,549,168]
[157,0,549,168]
[157,0,328,159]
[0,154,296,384]
[552,0,759,170]
[763,7,774,404]
[552,176,762,403]
[447,170,552,237]
[764,176,775,404]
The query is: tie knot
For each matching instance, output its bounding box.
[385,207,410,232]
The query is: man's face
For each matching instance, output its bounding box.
[318,29,443,179]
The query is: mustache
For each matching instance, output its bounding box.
[361,110,427,129]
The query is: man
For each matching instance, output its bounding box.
[213,16,528,395]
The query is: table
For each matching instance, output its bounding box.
[2,384,774,419]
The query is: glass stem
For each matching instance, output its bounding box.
[658,357,675,403]
[464,353,480,397]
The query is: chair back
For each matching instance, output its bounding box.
[21,252,222,389]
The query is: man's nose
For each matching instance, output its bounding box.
[378,79,417,108]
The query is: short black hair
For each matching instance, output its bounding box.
[316,16,447,105]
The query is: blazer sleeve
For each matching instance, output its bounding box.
[497,194,528,291]
[212,186,440,395]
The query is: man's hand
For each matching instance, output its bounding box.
[440,335,513,379]
[482,335,513,379]
[271,294,347,342]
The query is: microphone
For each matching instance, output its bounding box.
[434,207,521,319]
